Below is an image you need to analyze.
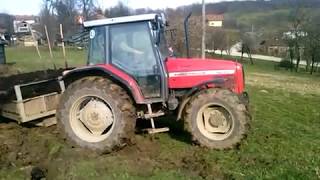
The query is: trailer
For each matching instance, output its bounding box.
[0,70,65,126]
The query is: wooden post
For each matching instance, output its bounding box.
[30,25,47,74]
[29,26,42,59]
[44,25,56,69]
[201,0,206,59]
[60,24,68,68]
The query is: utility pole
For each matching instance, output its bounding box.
[201,0,206,59]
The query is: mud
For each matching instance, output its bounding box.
[0,69,65,102]
[0,118,230,179]
[0,69,65,91]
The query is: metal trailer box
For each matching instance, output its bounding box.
[0,78,65,124]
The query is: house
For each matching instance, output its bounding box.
[13,15,39,34]
[206,14,224,27]
[283,31,307,40]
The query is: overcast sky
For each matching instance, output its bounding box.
[0,0,229,15]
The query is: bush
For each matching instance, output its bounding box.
[275,59,294,70]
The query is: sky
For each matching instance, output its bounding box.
[0,0,227,15]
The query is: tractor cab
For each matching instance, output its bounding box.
[84,14,169,102]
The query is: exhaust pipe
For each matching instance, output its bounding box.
[184,12,192,58]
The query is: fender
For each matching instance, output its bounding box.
[62,65,145,104]
[176,78,226,121]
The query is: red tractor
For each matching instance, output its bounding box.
[57,13,250,153]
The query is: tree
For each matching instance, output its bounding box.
[206,29,227,56]
[78,0,97,20]
[303,15,320,74]
[53,0,78,36]
[287,6,307,72]
[283,37,295,72]
[39,0,57,47]
[104,2,131,18]
[39,0,99,46]
[240,32,259,64]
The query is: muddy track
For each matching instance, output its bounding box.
[0,119,230,179]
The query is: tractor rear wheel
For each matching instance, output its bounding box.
[183,89,249,149]
[57,77,136,153]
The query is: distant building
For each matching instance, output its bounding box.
[13,15,39,34]
[206,14,224,27]
[283,31,307,40]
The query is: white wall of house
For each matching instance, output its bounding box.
[208,20,223,27]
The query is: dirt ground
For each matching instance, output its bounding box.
[0,119,228,179]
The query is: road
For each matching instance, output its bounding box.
[213,42,308,66]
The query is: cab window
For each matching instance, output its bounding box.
[88,27,106,65]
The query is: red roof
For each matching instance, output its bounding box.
[15,15,37,21]
[206,14,224,21]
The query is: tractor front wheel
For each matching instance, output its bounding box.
[183,89,250,149]
[57,77,136,153]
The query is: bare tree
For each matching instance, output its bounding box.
[78,0,97,20]
[54,0,78,36]
[39,0,57,47]
[288,6,307,72]
[283,37,295,72]
[241,32,259,64]
[303,15,320,74]
[104,2,131,18]
[207,29,227,56]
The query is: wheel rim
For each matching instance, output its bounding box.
[196,103,234,141]
[69,95,115,143]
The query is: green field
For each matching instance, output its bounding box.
[0,47,320,179]
[5,46,86,72]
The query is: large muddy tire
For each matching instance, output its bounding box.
[57,77,136,153]
[183,88,250,149]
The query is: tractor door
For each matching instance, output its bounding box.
[109,22,165,101]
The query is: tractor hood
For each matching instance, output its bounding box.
[166,58,239,73]
[165,58,245,93]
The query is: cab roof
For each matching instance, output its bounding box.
[83,14,158,28]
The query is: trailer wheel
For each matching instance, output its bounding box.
[57,77,136,153]
[183,89,250,149]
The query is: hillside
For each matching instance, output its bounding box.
[181,0,320,33]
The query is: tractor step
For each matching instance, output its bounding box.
[145,127,170,134]
[144,111,165,119]
[143,104,168,134]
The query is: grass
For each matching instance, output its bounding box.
[1,47,320,179]
[5,46,86,72]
